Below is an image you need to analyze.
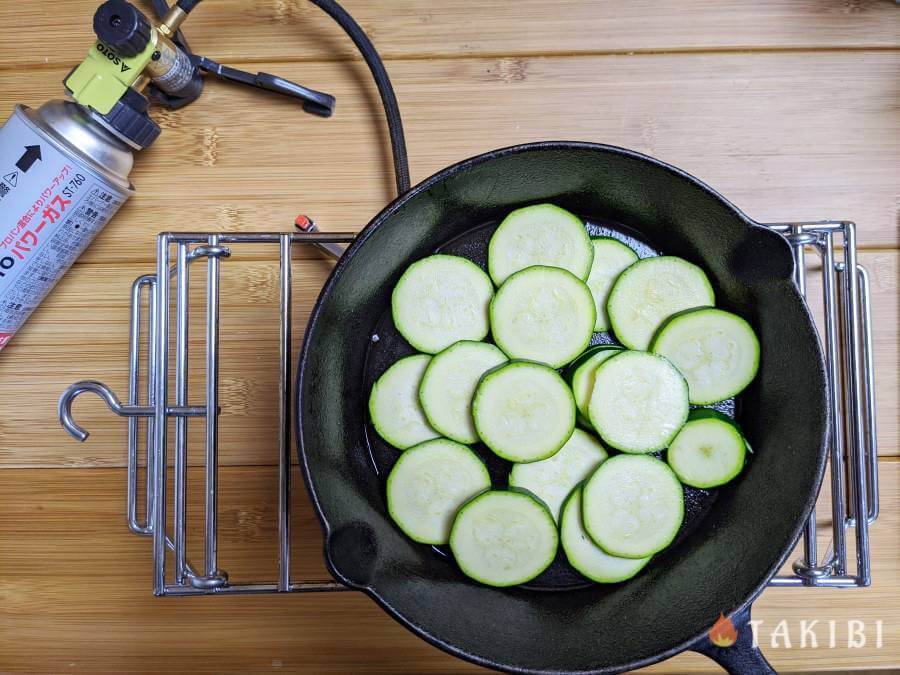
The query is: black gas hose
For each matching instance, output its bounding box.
[308,0,411,195]
[156,0,411,197]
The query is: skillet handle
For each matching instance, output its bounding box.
[690,607,776,675]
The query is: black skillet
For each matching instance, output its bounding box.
[296,142,828,674]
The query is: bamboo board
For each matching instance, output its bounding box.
[0,1,897,672]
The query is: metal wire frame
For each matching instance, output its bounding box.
[57,221,877,594]
[765,221,878,587]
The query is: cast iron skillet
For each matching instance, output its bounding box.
[296,142,828,674]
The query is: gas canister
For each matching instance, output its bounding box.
[0,0,333,350]
[0,102,134,349]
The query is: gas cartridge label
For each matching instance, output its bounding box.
[0,111,126,349]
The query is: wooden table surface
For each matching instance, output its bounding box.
[0,1,898,672]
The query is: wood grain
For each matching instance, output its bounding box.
[1,0,898,69]
[0,462,896,673]
[0,51,897,264]
[0,0,897,672]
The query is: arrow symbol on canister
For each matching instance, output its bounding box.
[15,145,42,173]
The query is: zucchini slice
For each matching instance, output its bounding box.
[508,428,608,521]
[651,307,760,404]
[666,409,749,488]
[588,351,688,453]
[392,254,494,354]
[488,203,593,286]
[369,354,439,449]
[473,360,576,463]
[419,341,508,444]
[564,345,624,425]
[450,490,558,587]
[582,455,684,559]
[561,486,651,583]
[490,265,595,368]
[586,237,639,332]
[607,256,715,350]
[387,438,492,545]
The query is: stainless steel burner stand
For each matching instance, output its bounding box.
[57,221,878,595]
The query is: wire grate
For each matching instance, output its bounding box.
[58,221,877,595]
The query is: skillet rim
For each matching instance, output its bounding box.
[296,140,830,674]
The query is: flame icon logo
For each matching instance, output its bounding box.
[708,613,738,648]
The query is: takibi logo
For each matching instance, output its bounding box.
[706,616,885,649]
[708,613,738,647]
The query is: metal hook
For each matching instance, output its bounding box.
[58,380,154,442]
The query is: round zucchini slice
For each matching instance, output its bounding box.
[473,360,576,463]
[450,490,558,587]
[561,486,651,583]
[588,351,689,453]
[607,256,715,350]
[582,455,684,559]
[392,254,493,354]
[419,341,508,444]
[564,345,624,425]
[369,354,439,449]
[488,203,593,286]
[508,428,608,521]
[585,237,639,332]
[387,438,491,545]
[491,265,595,369]
[666,409,749,488]
[651,307,760,404]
